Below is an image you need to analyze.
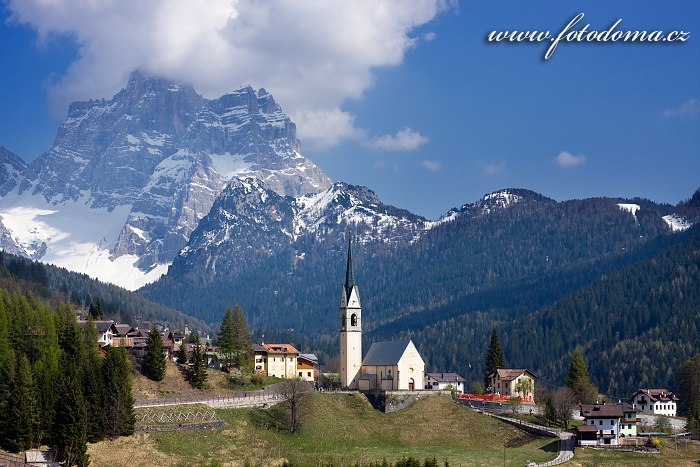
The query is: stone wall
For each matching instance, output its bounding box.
[363,389,450,412]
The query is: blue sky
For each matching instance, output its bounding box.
[1,0,698,218]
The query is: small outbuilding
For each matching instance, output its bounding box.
[425,372,466,393]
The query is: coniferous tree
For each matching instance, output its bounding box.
[33,301,60,442]
[103,347,135,439]
[566,347,598,404]
[218,307,236,371]
[484,327,505,388]
[0,346,16,451]
[83,316,105,442]
[51,303,89,465]
[142,324,166,381]
[567,347,589,387]
[176,344,188,364]
[232,305,253,370]
[52,357,89,466]
[189,333,207,389]
[6,353,40,452]
[677,354,700,438]
[88,297,103,320]
[0,295,11,444]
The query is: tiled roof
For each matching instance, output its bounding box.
[580,404,624,418]
[492,369,535,381]
[263,343,300,354]
[78,320,116,333]
[633,388,679,402]
[576,425,599,432]
[426,372,466,383]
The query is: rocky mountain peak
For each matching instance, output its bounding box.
[0,146,26,196]
[0,73,331,288]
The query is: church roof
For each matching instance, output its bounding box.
[362,340,413,365]
[344,237,356,298]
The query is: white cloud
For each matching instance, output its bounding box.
[367,127,429,152]
[662,98,700,118]
[7,0,451,147]
[555,151,586,168]
[481,161,507,175]
[420,160,442,171]
[292,108,362,150]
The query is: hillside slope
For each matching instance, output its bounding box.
[381,226,700,396]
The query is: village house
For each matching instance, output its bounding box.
[620,403,640,438]
[339,239,427,391]
[253,343,268,373]
[297,353,318,383]
[576,403,624,446]
[78,320,118,347]
[425,372,466,393]
[631,388,678,417]
[261,343,300,379]
[487,369,536,402]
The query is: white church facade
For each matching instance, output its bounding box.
[339,239,425,391]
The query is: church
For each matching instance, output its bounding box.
[339,240,426,391]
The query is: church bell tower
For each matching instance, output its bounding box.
[339,238,362,389]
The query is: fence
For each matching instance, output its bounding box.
[478,410,576,467]
[138,410,218,424]
[135,391,283,409]
[457,393,534,403]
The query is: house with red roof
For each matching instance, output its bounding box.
[631,389,678,417]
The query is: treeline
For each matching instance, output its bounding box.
[0,287,134,464]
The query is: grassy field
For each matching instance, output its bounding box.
[570,438,700,467]
[89,393,558,466]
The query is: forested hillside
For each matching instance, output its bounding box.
[0,259,136,461]
[143,191,689,339]
[379,226,700,397]
[0,252,211,333]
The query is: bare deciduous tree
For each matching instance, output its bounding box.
[550,387,577,429]
[275,378,312,433]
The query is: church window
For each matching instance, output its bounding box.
[351,314,357,326]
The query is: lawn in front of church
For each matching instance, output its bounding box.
[90,393,557,466]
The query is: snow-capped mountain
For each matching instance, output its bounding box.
[0,72,330,289]
[168,178,428,282]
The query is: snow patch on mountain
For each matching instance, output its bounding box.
[481,190,522,214]
[662,214,692,232]
[617,203,640,218]
[293,183,427,243]
[0,192,166,290]
[209,152,254,181]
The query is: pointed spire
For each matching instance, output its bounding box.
[344,237,355,298]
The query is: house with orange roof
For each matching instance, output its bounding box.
[261,342,300,379]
